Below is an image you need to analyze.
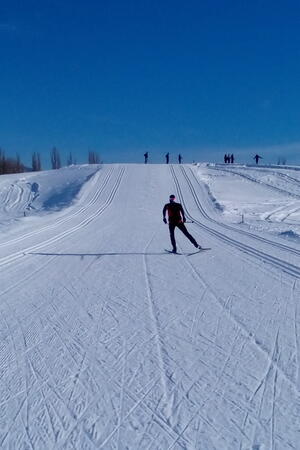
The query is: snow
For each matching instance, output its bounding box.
[197,163,300,242]
[0,163,300,449]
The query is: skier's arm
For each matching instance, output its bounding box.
[163,204,167,223]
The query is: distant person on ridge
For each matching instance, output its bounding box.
[178,154,182,164]
[163,194,201,253]
[144,152,148,164]
[230,153,234,164]
[224,154,228,164]
[165,152,170,164]
[254,154,262,164]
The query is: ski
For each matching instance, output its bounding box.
[165,248,211,256]
[187,248,211,256]
[164,249,182,255]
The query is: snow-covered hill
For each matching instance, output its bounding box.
[0,165,99,229]
[0,164,299,449]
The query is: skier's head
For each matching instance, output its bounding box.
[169,194,176,202]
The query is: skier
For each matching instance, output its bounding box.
[163,194,201,253]
[178,154,182,164]
[230,153,234,164]
[165,152,170,164]
[253,154,262,164]
[144,152,148,164]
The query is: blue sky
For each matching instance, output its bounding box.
[1,0,300,167]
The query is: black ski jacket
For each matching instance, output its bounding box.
[163,202,186,224]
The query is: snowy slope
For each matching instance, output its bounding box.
[0,165,99,230]
[197,163,300,241]
[0,164,299,449]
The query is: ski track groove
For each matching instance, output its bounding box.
[0,311,28,446]
[2,165,299,448]
[211,165,300,200]
[0,397,27,447]
[143,230,170,404]
[26,351,74,446]
[0,254,58,298]
[166,315,250,448]
[0,166,113,249]
[0,167,124,271]
[187,166,300,258]
[0,168,113,267]
[171,165,300,390]
[281,205,300,222]
[62,282,112,415]
[189,288,207,343]
[57,235,190,449]
[116,338,127,450]
[172,165,300,278]
[58,371,177,450]
[1,305,106,447]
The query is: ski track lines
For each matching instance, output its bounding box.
[189,166,300,259]
[169,167,300,448]
[173,244,298,449]
[0,168,124,271]
[172,166,300,441]
[0,166,113,249]
[1,181,35,214]
[212,165,300,200]
[215,167,300,224]
[171,165,300,279]
[2,164,300,449]
[186,166,300,258]
[264,202,300,223]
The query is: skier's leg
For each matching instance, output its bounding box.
[177,223,198,247]
[168,224,177,252]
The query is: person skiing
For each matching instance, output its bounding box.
[230,153,234,164]
[144,152,148,164]
[163,194,201,253]
[165,152,170,164]
[178,153,182,164]
[253,154,262,164]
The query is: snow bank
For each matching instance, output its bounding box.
[0,165,100,228]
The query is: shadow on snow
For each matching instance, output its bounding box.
[27,252,168,257]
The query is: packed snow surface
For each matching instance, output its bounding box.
[0,163,300,449]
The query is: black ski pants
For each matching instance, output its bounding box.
[169,222,198,251]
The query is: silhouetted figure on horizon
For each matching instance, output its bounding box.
[163,194,201,253]
[144,152,148,164]
[224,154,227,164]
[230,153,234,164]
[165,152,170,164]
[178,154,182,164]
[254,154,262,164]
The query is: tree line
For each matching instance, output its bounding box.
[0,148,101,175]
[0,149,24,174]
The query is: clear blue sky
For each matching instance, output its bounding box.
[1,0,300,167]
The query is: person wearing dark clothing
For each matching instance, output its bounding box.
[254,154,262,164]
[178,154,182,164]
[144,152,148,164]
[230,153,234,164]
[165,152,170,164]
[163,195,201,253]
[224,154,228,164]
